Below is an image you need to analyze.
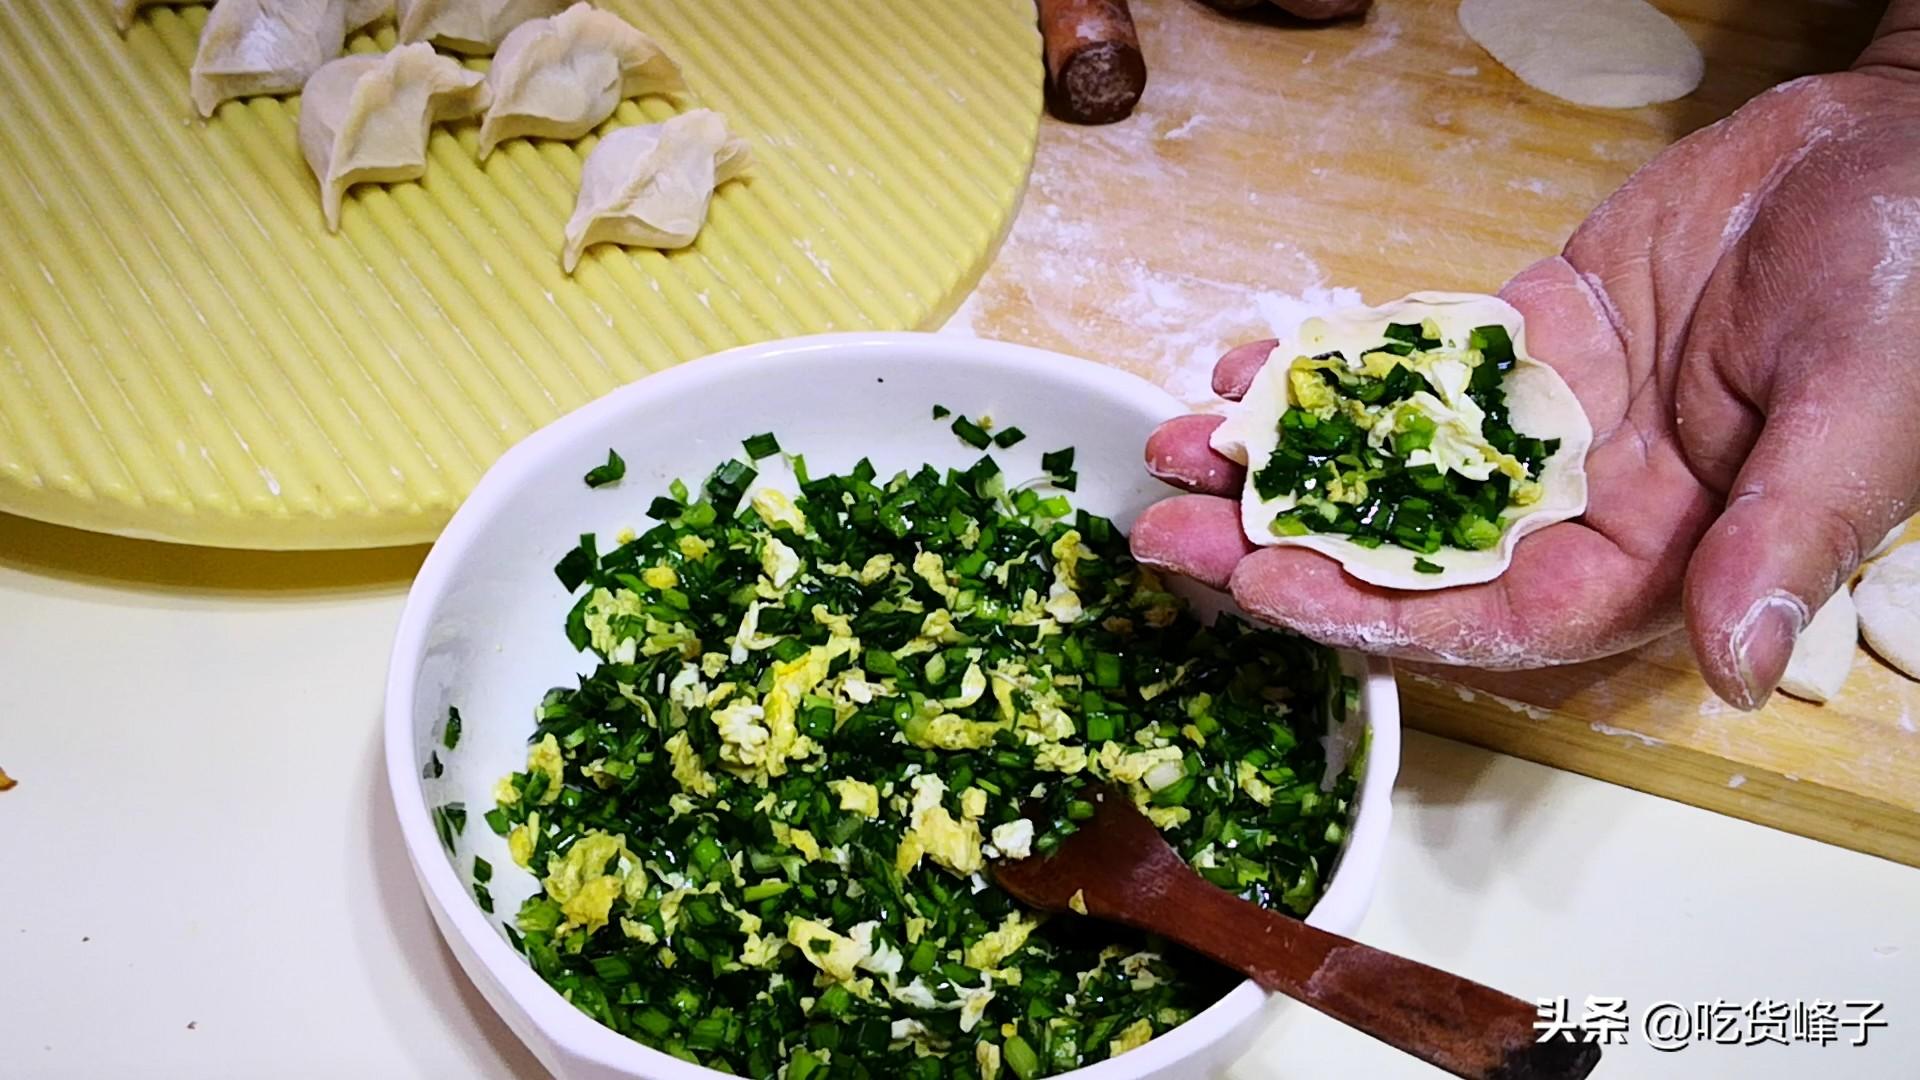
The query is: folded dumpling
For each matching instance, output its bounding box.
[299,43,491,231]
[191,0,348,118]
[395,0,568,55]
[115,0,210,34]
[477,3,685,160]
[345,0,392,32]
[562,109,750,273]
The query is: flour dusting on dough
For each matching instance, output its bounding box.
[1869,195,1920,324]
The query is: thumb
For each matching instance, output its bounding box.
[1685,387,1920,709]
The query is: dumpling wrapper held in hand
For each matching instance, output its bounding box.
[562,108,751,273]
[191,0,348,117]
[396,0,568,55]
[299,43,491,231]
[1210,292,1593,590]
[478,3,685,160]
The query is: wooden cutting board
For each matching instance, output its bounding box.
[956,0,1920,867]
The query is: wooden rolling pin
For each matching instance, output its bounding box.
[1037,0,1148,124]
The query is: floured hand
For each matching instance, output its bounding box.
[1133,56,1920,708]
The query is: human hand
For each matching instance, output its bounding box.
[1131,64,1920,709]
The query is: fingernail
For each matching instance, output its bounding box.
[1730,591,1807,709]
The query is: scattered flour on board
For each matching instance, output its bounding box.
[1726,773,1747,789]
[1590,722,1664,748]
[1447,65,1480,77]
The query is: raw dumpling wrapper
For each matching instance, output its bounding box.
[396,0,567,55]
[1778,586,1857,704]
[1211,292,1593,590]
[1857,543,1920,682]
[115,0,210,34]
[191,0,347,118]
[299,43,491,231]
[563,108,750,273]
[477,3,685,160]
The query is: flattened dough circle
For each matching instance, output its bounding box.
[1778,586,1857,704]
[1857,543,1920,681]
[1210,291,1593,591]
[1459,0,1704,109]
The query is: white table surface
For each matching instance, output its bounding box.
[3,511,1917,1080]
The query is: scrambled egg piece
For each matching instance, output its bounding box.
[943,661,989,710]
[964,912,1039,970]
[910,709,1005,751]
[1098,743,1184,786]
[664,731,718,797]
[760,536,802,589]
[760,645,844,778]
[896,774,984,877]
[1033,742,1088,774]
[771,821,823,861]
[828,778,881,818]
[739,931,785,967]
[507,811,539,868]
[989,818,1035,860]
[1110,1017,1155,1057]
[788,917,868,984]
[976,1041,1002,1080]
[711,699,771,772]
[1288,362,1340,414]
[751,488,808,533]
[1236,760,1274,806]
[858,553,895,584]
[676,533,712,560]
[1068,889,1088,915]
[543,831,628,933]
[527,733,564,804]
[642,564,678,590]
[913,550,958,603]
[959,786,988,821]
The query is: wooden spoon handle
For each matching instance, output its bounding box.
[1145,872,1601,1080]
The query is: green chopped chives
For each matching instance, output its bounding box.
[583,449,626,488]
[951,415,993,449]
[741,432,781,459]
[442,706,463,750]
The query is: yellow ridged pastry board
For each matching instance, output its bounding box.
[0,0,1041,548]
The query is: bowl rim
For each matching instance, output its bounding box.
[384,331,1402,1080]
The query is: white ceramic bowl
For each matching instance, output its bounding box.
[385,332,1401,1080]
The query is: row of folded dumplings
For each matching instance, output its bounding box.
[118,0,751,272]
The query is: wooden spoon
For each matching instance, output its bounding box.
[992,786,1602,1080]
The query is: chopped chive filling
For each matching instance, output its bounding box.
[991,427,1027,449]
[932,405,952,420]
[443,705,464,750]
[483,442,1358,1077]
[585,450,628,489]
[743,433,782,461]
[950,415,993,450]
[1251,322,1560,563]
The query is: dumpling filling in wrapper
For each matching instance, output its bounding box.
[299,44,491,231]
[562,108,750,273]
[191,0,348,117]
[478,3,685,160]
[396,0,568,55]
[1211,291,1592,590]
